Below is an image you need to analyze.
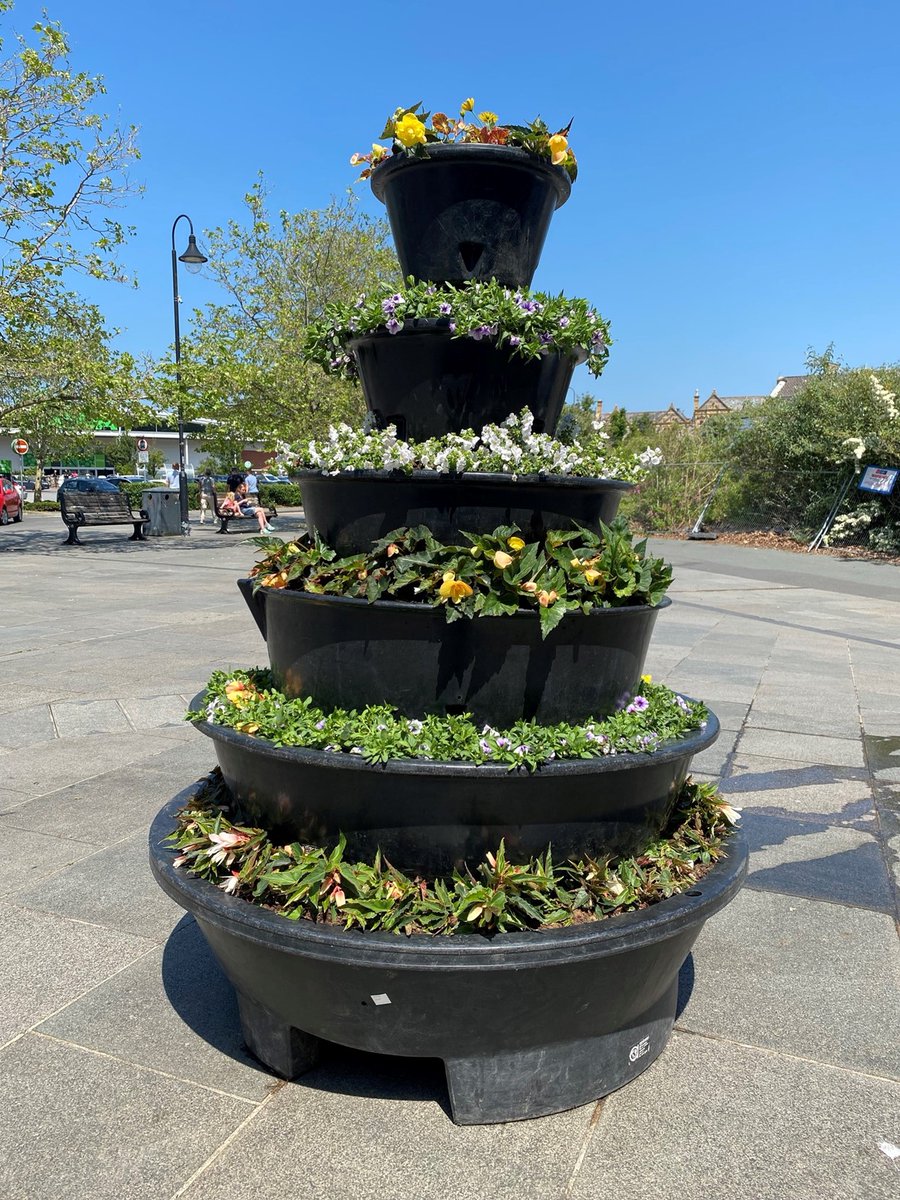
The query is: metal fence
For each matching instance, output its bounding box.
[620,462,900,557]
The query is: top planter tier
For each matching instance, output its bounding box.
[370,144,571,288]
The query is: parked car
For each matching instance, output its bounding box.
[0,476,23,524]
[57,477,122,495]
[257,472,292,484]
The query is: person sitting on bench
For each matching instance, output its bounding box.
[230,483,275,533]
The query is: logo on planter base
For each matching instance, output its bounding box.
[629,1036,650,1063]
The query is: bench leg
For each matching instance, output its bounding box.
[63,525,82,546]
[130,522,146,541]
[217,518,228,534]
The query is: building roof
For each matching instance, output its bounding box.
[770,375,810,399]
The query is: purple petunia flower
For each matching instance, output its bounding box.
[539,331,554,345]
[448,320,456,333]
[385,317,402,335]
[438,301,452,315]
[508,335,522,347]
[479,738,493,754]
[591,329,606,347]
[495,736,511,749]
[469,324,495,341]
[315,719,327,730]
[558,316,570,328]
[517,298,542,314]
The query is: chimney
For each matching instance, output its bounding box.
[594,398,603,422]
[693,389,700,414]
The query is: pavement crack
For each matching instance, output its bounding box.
[562,1099,605,1197]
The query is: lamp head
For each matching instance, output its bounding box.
[178,234,208,273]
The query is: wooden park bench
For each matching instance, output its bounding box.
[59,488,149,546]
[204,484,278,534]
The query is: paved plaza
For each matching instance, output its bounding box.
[0,511,898,1200]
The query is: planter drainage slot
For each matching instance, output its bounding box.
[459,241,485,272]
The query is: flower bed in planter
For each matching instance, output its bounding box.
[150,783,747,1123]
[189,675,717,873]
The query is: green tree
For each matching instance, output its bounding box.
[161,179,399,449]
[555,392,598,444]
[0,3,139,331]
[607,406,629,444]
[0,297,138,497]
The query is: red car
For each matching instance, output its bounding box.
[0,476,23,524]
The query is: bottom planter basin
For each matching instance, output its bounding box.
[150,789,748,1125]
[193,703,719,874]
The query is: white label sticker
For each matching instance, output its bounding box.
[629,1036,650,1063]
[370,993,392,1006]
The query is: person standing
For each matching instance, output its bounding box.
[167,462,181,488]
[198,468,214,524]
[244,464,259,500]
[226,466,244,493]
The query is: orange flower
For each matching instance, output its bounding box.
[224,680,255,708]
[493,550,513,569]
[537,589,559,607]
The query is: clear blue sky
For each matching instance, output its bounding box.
[10,0,900,412]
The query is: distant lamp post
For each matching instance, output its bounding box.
[171,214,208,534]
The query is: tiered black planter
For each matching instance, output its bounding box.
[370,144,571,287]
[296,469,633,555]
[238,586,669,726]
[152,139,745,1125]
[353,320,583,440]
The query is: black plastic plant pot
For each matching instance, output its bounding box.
[370,144,571,288]
[245,587,670,727]
[296,470,633,556]
[350,321,584,441]
[191,703,719,874]
[150,789,747,1125]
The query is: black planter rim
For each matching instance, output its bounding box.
[255,585,671,624]
[191,686,717,780]
[150,788,747,964]
[348,319,589,367]
[369,143,572,208]
[294,468,635,493]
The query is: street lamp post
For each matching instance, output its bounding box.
[171,214,207,534]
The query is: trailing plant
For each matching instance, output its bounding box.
[351,99,577,182]
[249,520,673,638]
[189,670,707,769]
[303,278,610,380]
[168,770,739,936]
[292,409,657,483]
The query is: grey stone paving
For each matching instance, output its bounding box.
[0,514,898,1199]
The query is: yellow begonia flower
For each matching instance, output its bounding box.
[583,568,602,585]
[439,572,474,603]
[225,681,254,708]
[493,550,514,569]
[395,113,427,148]
[371,143,388,161]
[548,133,568,165]
[538,589,559,607]
[460,97,475,114]
[507,536,526,551]
[641,673,652,683]
[478,110,498,125]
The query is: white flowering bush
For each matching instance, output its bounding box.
[302,278,612,380]
[291,410,660,482]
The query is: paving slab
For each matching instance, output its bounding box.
[743,810,895,913]
[11,829,186,941]
[720,754,875,827]
[687,726,739,776]
[0,901,155,1045]
[570,1033,900,1200]
[0,763,189,845]
[0,1033,255,1200]
[1,826,95,898]
[50,698,133,737]
[677,888,900,1080]
[0,703,57,750]
[736,727,866,768]
[177,1044,592,1200]
[120,693,196,729]
[39,918,277,1103]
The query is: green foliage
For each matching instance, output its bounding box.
[303,278,611,381]
[554,392,598,445]
[167,771,737,935]
[257,482,301,507]
[154,181,398,450]
[0,5,139,333]
[249,520,673,636]
[607,406,629,444]
[192,669,704,769]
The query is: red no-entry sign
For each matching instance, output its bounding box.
[12,439,28,455]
